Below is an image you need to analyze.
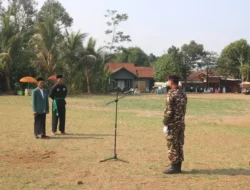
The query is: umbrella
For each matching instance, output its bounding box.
[48,75,57,81]
[20,76,37,88]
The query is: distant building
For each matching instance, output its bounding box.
[105,63,154,92]
[185,70,241,93]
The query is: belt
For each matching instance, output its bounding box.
[53,97,64,116]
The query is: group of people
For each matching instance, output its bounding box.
[31,75,67,139]
[31,74,187,175]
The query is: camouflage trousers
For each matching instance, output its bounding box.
[165,122,185,164]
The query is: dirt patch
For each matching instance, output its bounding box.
[0,150,57,165]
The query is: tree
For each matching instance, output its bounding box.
[167,46,189,85]
[29,15,63,79]
[116,47,150,66]
[37,0,73,28]
[181,40,204,62]
[6,0,38,88]
[79,37,104,94]
[104,9,131,55]
[7,0,38,33]
[154,54,179,81]
[218,39,250,81]
[240,65,250,82]
[62,30,87,93]
[180,41,204,90]
[199,51,218,89]
[0,11,22,91]
[148,53,157,65]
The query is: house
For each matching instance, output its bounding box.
[186,70,241,93]
[105,63,154,92]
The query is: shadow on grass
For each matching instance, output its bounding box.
[48,136,104,140]
[62,133,116,137]
[184,169,250,176]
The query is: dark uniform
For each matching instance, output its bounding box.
[163,75,187,174]
[49,78,67,134]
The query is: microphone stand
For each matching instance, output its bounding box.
[100,89,131,163]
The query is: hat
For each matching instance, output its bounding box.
[56,75,63,79]
[37,77,44,82]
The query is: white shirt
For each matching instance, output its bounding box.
[40,89,44,98]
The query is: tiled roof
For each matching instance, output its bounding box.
[105,63,137,76]
[105,63,154,78]
[135,67,154,78]
[188,70,220,81]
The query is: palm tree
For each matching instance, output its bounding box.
[80,37,105,94]
[0,12,22,91]
[29,15,62,79]
[62,30,87,93]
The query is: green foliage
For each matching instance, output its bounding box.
[239,65,250,81]
[181,40,204,61]
[116,47,150,66]
[29,15,63,80]
[154,54,179,81]
[37,0,73,28]
[218,39,250,80]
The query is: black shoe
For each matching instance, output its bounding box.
[163,162,182,174]
[41,135,49,139]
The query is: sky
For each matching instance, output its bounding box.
[37,0,250,56]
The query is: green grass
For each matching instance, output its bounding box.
[0,94,250,190]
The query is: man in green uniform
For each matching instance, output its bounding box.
[162,74,187,174]
[32,77,49,139]
[49,75,67,135]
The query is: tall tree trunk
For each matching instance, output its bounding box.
[67,71,72,94]
[6,75,11,91]
[85,67,91,94]
[206,68,209,90]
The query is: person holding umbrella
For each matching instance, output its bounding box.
[49,75,68,135]
[32,77,49,139]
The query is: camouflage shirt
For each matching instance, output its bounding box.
[163,88,187,126]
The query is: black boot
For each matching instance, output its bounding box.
[177,162,182,172]
[163,162,182,174]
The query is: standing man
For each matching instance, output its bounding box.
[49,75,67,135]
[162,75,187,174]
[32,77,49,139]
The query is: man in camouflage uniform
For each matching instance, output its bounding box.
[163,74,187,174]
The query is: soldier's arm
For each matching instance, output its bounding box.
[163,95,175,126]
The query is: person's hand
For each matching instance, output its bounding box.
[33,112,37,116]
[163,126,168,134]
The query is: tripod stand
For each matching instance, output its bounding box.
[100,89,130,163]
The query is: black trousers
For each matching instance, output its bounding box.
[34,113,46,136]
[52,107,66,133]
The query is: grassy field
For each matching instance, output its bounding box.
[0,93,250,190]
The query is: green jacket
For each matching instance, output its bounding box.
[32,88,49,114]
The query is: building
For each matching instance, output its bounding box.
[186,70,241,93]
[105,63,154,92]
